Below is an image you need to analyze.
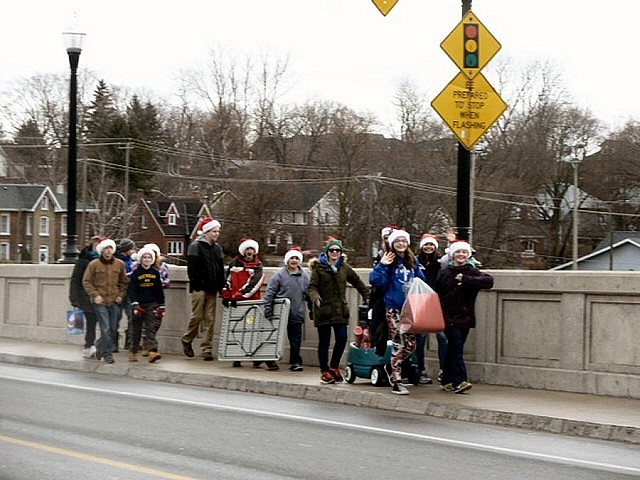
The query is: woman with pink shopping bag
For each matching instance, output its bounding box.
[369,229,426,395]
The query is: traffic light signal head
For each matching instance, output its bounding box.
[463,23,479,68]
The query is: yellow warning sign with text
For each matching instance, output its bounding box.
[431,72,507,150]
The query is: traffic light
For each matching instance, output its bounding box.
[463,23,479,69]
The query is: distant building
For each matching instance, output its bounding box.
[552,232,640,270]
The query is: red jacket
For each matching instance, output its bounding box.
[222,254,265,301]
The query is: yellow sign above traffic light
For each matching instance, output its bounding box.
[372,0,398,16]
[431,72,507,150]
[440,11,501,79]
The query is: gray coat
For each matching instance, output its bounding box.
[263,266,310,324]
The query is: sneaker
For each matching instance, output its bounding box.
[392,382,410,395]
[329,367,344,383]
[203,352,214,361]
[95,349,102,362]
[453,381,472,394]
[437,369,443,384]
[82,347,93,358]
[128,351,138,362]
[148,350,162,363]
[104,356,115,364]
[182,340,194,358]
[419,370,433,385]
[440,383,454,392]
[253,361,263,368]
[289,364,304,372]
[265,361,280,371]
[233,361,242,367]
[320,370,336,384]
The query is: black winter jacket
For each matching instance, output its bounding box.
[435,263,494,329]
[69,245,98,311]
[187,236,225,294]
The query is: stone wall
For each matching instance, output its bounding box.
[1,264,638,398]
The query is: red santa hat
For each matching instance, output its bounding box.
[238,238,259,255]
[380,225,399,240]
[284,247,303,264]
[197,217,221,235]
[96,237,116,255]
[419,233,439,250]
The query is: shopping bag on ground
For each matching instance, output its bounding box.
[66,308,86,335]
[399,277,445,333]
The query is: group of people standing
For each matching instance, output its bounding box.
[69,236,169,365]
[70,216,493,397]
[179,217,493,396]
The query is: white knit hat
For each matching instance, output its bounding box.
[387,229,410,247]
[419,234,439,250]
[144,243,161,258]
[284,248,303,264]
[137,246,156,264]
[96,238,116,255]
[448,240,472,256]
[238,238,259,255]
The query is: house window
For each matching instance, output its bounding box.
[293,212,306,225]
[167,241,184,255]
[0,242,9,260]
[61,215,67,236]
[268,230,277,247]
[168,213,177,226]
[26,216,32,236]
[39,216,49,236]
[0,214,9,234]
[141,215,148,229]
[41,196,49,210]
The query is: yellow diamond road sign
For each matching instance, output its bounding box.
[440,11,501,79]
[372,0,398,16]
[431,72,507,150]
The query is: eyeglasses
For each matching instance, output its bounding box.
[328,248,342,253]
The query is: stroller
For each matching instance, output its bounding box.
[343,305,420,386]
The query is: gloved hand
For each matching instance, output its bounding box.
[231,290,245,301]
[155,305,165,320]
[132,303,145,316]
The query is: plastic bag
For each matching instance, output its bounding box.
[399,277,445,334]
[66,308,85,335]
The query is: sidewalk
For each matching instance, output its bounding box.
[1,337,638,445]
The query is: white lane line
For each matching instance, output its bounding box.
[3,373,639,476]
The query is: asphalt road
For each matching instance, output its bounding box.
[1,364,639,479]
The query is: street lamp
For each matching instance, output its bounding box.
[563,144,586,270]
[61,20,85,263]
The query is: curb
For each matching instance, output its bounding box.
[1,352,638,445]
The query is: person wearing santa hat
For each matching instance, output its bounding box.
[435,239,494,394]
[263,247,311,372]
[182,217,225,361]
[128,246,165,363]
[369,229,426,395]
[82,237,129,364]
[221,238,270,368]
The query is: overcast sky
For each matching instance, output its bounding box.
[1,1,637,135]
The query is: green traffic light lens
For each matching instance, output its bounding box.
[464,53,478,68]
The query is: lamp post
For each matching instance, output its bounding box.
[61,22,85,263]
[563,144,586,271]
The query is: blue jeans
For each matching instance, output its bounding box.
[95,303,120,359]
[287,322,303,365]
[415,332,448,373]
[442,325,470,387]
[317,324,348,371]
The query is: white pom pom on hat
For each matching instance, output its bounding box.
[238,238,259,255]
[387,229,410,247]
[448,240,472,256]
[96,238,116,255]
[419,234,439,250]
